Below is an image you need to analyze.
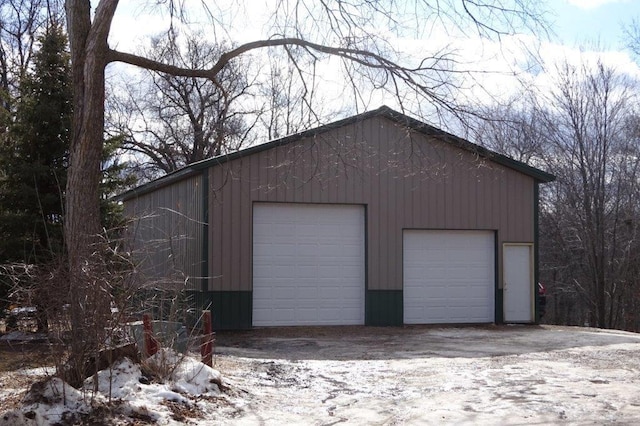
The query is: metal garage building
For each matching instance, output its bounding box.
[119,106,554,329]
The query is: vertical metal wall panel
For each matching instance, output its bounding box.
[124,174,203,291]
[206,115,535,298]
[220,165,233,291]
[230,161,243,290]
[213,165,228,291]
[239,159,252,291]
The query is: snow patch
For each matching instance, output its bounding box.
[4,351,223,425]
[22,377,92,425]
[148,348,222,395]
[171,357,222,395]
[84,357,143,400]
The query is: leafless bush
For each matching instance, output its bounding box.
[0,210,211,395]
[1,260,69,334]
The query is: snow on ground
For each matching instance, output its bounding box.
[2,325,640,424]
[213,325,640,424]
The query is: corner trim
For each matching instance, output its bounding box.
[201,170,209,292]
[534,182,540,323]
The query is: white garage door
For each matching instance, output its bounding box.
[252,203,365,326]
[403,230,495,324]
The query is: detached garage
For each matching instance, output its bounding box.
[120,106,554,329]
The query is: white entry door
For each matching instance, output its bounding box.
[503,244,534,323]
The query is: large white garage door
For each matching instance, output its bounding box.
[253,203,365,326]
[403,230,495,324]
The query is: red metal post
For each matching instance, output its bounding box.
[201,310,213,366]
[143,313,158,357]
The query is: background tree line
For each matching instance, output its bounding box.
[477,57,640,330]
[0,1,70,332]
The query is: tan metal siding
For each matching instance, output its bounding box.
[209,166,223,290]
[124,174,203,291]
[205,115,534,293]
[239,161,253,291]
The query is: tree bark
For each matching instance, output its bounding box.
[64,0,118,386]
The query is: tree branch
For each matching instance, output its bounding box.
[109,36,412,80]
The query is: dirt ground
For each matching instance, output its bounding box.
[210,325,640,424]
[0,344,57,412]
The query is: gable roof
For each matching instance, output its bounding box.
[117,105,555,201]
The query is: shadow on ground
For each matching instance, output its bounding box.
[214,324,640,361]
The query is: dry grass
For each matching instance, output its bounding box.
[0,342,59,372]
[0,343,55,412]
[0,342,59,411]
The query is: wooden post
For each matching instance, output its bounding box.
[201,310,213,366]
[143,313,158,357]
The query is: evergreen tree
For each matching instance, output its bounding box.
[101,134,137,232]
[0,23,71,328]
[0,22,134,328]
[0,23,71,264]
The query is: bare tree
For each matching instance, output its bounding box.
[481,60,640,329]
[476,58,640,331]
[541,60,636,328]
[63,0,547,383]
[0,0,63,112]
[474,98,545,164]
[107,31,257,181]
[257,48,342,140]
[108,36,342,182]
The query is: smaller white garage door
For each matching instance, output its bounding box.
[403,230,495,324]
[253,203,365,326]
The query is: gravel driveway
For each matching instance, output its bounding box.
[212,325,640,425]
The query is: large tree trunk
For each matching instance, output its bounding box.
[64,0,118,387]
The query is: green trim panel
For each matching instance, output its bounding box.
[366,290,403,326]
[495,289,504,324]
[187,291,252,330]
[494,232,503,324]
